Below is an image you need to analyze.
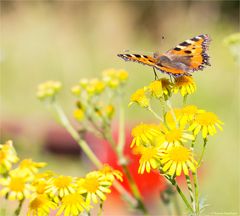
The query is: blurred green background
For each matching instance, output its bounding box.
[0,1,239,215]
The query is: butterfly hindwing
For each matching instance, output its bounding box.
[166,34,211,71]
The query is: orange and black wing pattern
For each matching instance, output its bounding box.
[117,34,211,77]
[117,53,187,76]
[166,34,211,72]
[117,54,157,67]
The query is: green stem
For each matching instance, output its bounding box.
[166,100,178,126]
[14,198,24,216]
[185,175,195,211]
[52,103,143,213]
[198,138,207,167]
[117,94,125,154]
[53,103,102,169]
[104,131,149,215]
[183,95,188,106]
[170,179,194,213]
[193,172,200,215]
[148,106,164,122]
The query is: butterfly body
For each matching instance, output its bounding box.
[117,34,211,77]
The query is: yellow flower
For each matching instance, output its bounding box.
[77,171,112,204]
[73,108,85,121]
[159,78,173,99]
[189,112,223,138]
[106,105,115,119]
[71,85,81,96]
[0,172,32,200]
[138,146,161,174]
[13,159,46,178]
[45,175,77,198]
[117,69,129,82]
[37,80,62,100]
[0,140,19,174]
[57,193,90,216]
[160,146,197,176]
[129,88,149,108]
[179,105,203,126]
[148,80,163,99]
[99,164,123,182]
[102,69,120,89]
[173,76,196,96]
[89,79,105,94]
[27,194,57,216]
[161,126,194,148]
[165,109,182,128]
[131,123,163,148]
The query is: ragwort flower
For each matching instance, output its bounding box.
[99,164,123,182]
[189,111,223,138]
[131,123,162,148]
[173,76,196,96]
[27,194,57,216]
[0,172,32,200]
[137,146,161,174]
[160,146,197,177]
[129,88,149,108]
[161,125,194,148]
[148,80,163,99]
[77,171,112,204]
[57,193,90,216]
[13,159,46,178]
[45,175,77,198]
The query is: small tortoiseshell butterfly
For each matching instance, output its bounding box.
[117,34,211,77]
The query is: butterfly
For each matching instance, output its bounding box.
[117,34,211,78]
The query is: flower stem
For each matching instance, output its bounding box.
[193,172,200,215]
[14,198,24,216]
[170,179,194,213]
[148,106,164,122]
[117,94,125,155]
[53,102,102,169]
[104,131,149,215]
[166,100,178,126]
[198,138,207,167]
[52,103,145,213]
[185,174,195,211]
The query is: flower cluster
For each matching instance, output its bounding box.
[0,141,122,216]
[36,81,62,101]
[70,69,128,135]
[130,83,223,177]
[130,76,197,109]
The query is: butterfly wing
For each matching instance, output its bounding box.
[117,34,211,77]
[117,53,188,76]
[117,54,157,67]
[165,34,211,72]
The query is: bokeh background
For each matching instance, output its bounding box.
[0,1,239,215]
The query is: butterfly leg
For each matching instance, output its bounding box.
[153,67,159,80]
